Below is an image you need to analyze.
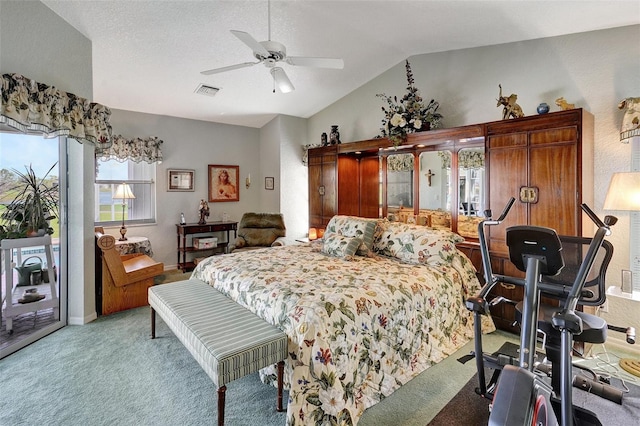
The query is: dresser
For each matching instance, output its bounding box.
[176,222,237,271]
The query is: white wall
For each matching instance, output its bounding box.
[308,25,640,291]
[104,111,307,265]
[271,115,309,243]
[259,118,282,214]
[1,0,96,325]
[107,109,260,269]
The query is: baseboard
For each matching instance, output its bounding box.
[68,311,98,325]
[605,337,640,357]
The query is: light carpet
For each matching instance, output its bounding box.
[0,304,514,426]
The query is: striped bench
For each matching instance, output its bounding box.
[148,279,288,426]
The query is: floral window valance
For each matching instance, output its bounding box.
[1,73,112,148]
[439,151,452,169]
[95,135,163,164]
[460,150,485,169]
[438,150,484,169]
[387,153,414,172]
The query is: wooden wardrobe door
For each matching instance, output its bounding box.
[529,142,578,235]
[487,139,528,256]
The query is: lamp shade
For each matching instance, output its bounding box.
[308,228,318,240]
[603,172,640,211]
[114,183,136,200]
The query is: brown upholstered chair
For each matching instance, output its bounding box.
[229,213,286,253]
[95,231,164,315]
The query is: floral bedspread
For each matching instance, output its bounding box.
[191,243,493,425]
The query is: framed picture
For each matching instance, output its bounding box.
[208,165,239,202]
[167,169,195,191]
[265,176,274,190]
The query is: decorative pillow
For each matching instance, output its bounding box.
[373,222,464,266]
[322,235,362,259]
[324,215,377,256]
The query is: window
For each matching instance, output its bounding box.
[95,159,156,225]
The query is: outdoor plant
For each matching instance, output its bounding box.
[0,163,59,239]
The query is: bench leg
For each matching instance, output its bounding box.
[218,385,226,426]
[277,360,285,412]
[151,307,156,339]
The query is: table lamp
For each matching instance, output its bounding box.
[114,183,135,241]
[603,172,640,378]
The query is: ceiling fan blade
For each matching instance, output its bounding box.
[270,67,294,93]
[200,61,259,75]
[230,30,270,58]
[286,56,344,69]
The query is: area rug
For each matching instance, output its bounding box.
[428,368,640,425]
[427,373,489,426]
[153,269,192,284]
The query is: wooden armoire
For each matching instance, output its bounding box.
[308,145,337,228]
[307,109,594,333]
[483,108,594,331]
[308,140,381,229]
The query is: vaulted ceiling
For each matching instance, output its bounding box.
[42,1,640,128]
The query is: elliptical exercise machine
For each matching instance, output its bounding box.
[466,198,618,426]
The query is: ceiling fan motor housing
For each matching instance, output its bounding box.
[256,40,287,64]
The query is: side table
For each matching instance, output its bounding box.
[176,222,238,271]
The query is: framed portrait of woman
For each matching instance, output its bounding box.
[208,165,239,202]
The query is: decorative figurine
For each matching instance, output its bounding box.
[321,132,328,146]
[198,199,210,225]
[329,125,341,144]
[618,97,640,141]
[180,212,186,225]
[497,84,524,119]
[555,97,575,110]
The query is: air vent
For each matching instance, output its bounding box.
[195,84,220,97]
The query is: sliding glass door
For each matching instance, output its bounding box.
[0,131,67,358]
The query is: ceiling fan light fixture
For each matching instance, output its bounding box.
[271,67,294,93]
[194,84,220,97]
[200,0,342,93]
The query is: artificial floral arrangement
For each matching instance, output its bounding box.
[377,60,442,147]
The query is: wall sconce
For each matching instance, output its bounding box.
[308,228,318,240]
[618,97,640,142]
[246,174,251,189]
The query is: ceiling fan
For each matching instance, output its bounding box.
[200,2,344,93]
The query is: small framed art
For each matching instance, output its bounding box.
[208,165,240,202]
[265,176,274,190]
[167,169,195,192]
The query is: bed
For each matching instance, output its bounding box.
[191,216,494,425]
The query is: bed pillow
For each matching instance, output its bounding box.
[373,222,464,266]
[324,215,377,256]
[322,234,362,259]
